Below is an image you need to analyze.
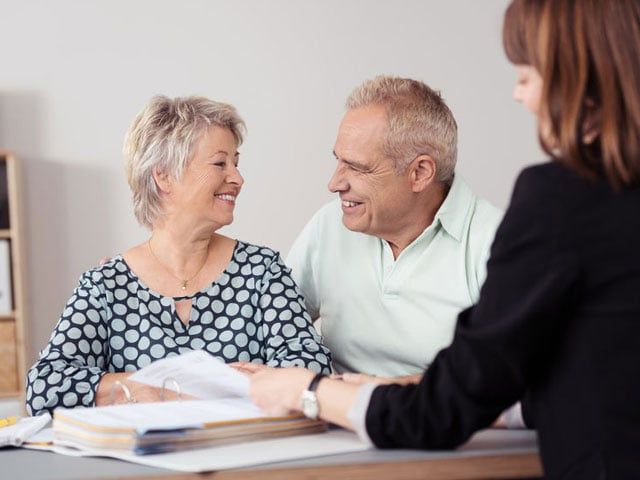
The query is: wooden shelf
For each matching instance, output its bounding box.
[0,311,16,321]
[0,152,27,405]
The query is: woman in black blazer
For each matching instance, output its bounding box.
[250,0,640,478]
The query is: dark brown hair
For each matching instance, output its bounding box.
[503,0,640,188]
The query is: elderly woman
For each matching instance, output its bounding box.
[26,96,331,415]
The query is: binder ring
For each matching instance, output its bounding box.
[109,380,136,405]
[160,377,182,401]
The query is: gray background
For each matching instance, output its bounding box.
[0,0,542,367]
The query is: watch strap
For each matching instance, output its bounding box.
[307,373,326,393]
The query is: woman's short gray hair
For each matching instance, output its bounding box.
[346,76,457,184]
[124,95,246,229]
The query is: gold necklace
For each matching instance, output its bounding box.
[147,238,209,291]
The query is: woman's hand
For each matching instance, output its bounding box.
[229,361,271,376]
[250,368,314,416]
[250,368,364,430]
[95,373,193,406]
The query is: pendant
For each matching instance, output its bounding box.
[181,280,188,291]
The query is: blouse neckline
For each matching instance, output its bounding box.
[112,240,242,301]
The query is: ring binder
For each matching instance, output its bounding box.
[160,377,182,402]
[107,377,183,406]
[54,398,328,455]
[109,380,136,405]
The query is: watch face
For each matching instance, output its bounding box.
[301,391,319,419]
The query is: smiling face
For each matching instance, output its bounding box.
[329,105,415,238]
[166,125,243,230]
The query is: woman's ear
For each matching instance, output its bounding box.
[152,167,173,194]
[409,155,437,193]
[582,99,602,145]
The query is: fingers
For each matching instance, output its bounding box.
[229,362,250,367]
[265,406,292,417]
[230,362,269,375]
[339,372,398,385]
[97,256,112,266]
[341,373,378,385]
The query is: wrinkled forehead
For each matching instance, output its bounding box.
[335,107,388,159]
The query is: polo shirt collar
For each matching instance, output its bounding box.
[432,174,475,243]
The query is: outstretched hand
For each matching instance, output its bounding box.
[97,256,113,266]
[250,367,314,416]
[337,372,423,386]
[229,361,271,376]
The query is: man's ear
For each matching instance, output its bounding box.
[409,155,436,193]
[152,167,173,194]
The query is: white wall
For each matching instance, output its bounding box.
[0,0,543,364]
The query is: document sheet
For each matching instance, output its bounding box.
[127,350,249,399]
[56,398,265,433]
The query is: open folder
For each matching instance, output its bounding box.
[52,351,326,455]
[54,398,326,455]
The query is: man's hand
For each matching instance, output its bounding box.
[250,368,314,416]
[97,256,112,266]
[338,372,422,386]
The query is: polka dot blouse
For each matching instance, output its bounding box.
[26,241,331,416]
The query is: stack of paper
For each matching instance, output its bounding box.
[54,398,325,454]
[53,352,326,455]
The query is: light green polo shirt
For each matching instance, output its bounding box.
[286,175,503,376]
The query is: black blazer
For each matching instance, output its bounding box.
[366,162,640,480]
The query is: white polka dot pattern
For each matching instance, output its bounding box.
[26,241,331,416]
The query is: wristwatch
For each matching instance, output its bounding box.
[300,373,326,420]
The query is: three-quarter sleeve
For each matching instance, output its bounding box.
[258,253,331,374]
[26,273,109,416]
[365,166,581,449]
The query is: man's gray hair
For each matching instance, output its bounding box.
[346,76,457,184]
[124,95,245,229]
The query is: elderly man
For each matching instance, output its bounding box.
[286,75,503,384]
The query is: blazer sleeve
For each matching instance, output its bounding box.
[365,165,582,449]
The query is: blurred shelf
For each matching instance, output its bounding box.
[0,152,27,403]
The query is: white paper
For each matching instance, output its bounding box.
[128,350,249,399]
[0,413,51,447]
[55,399,265,433]
[35,429,370,472]
[24,426,55,445]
